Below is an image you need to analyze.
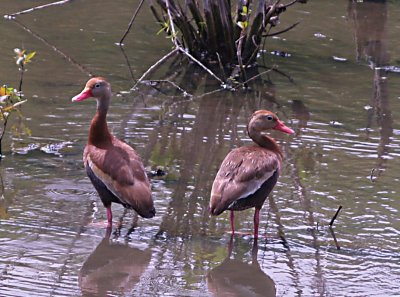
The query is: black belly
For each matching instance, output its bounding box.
[228,170,279,211]
[85,164,127,208]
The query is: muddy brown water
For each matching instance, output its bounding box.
[0,0,399,296]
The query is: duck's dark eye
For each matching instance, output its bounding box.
[94,83,101,88]
[266,115,273,121]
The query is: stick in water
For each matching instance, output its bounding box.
[329,205,343,227]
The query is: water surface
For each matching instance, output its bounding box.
[0,0,399,296]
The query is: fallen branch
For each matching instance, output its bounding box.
[193,87,226,99]
[236,34,248,88]
[0,112,9,158]
[165,87,225,112]
[165,0,180,47]
[118,0,146,45]
[141,79,192,97]
[370,168,376,182]
[11,19,93,77]
[329,205,342,227]
[259,65,295,83]
[264,22,300,37]
[370,168,382,182]
[282,0,308,9]
[118,46,136,83]
[177,47,224,85]
[234,67,276,89]
[132,48,179,90]
[4,0,72,18]
[329,226,340,250]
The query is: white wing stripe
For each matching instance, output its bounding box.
[88,158,126,203]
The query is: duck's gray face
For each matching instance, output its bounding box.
[249,110,294,134]
[72,77,110,102]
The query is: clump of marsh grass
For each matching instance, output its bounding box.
[148,0,306,85]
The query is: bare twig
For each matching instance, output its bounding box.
[0,171,4,193]
[236,34,248,88]
[132,48,179,90]
[18,64,24,92]
[166,0,180,47]
[216,52,228,82]
[177,47,225,85]
[11,19,93,77]
[258,65,295,83]
[234,67,276,89]
[118,46,136,83]
[282,0,307,9]
[328,226,340,250]
[194,87,226,99]
[141,80,192,97]
[168,86,225,109]
[118,0,146,45]
[329,205,342,227]
[370,168,376,182]
[370,168,382,182]
[4,0,72,18]
[0,111,9,158]
[264,22,300,37]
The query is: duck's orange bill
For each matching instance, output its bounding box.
[72,88,93,102]
[274,120,295,134]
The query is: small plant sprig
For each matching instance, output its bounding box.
[0,48,35,158]
[14,48,36,91]
[0,86,27,157]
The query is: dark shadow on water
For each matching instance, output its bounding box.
[79,227,152,297]
[207,236,276,297]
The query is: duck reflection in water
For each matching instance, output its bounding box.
[79,228,152,296]
[208,237,276,297]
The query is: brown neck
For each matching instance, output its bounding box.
[248,128,283,158]
[88,98,112,146]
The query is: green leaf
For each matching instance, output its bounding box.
[237,21,248,29]
[24,51,36,63]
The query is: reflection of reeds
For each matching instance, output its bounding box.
[348,1,392,175]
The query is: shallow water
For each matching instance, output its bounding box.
[0,0,400,296]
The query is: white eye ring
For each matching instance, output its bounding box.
[94,83,101,88]
[266,115,273,121]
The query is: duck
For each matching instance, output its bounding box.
[72,77,155,228]
[209,110,294,238]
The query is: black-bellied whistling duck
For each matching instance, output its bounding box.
[209,110,294,238]
[72,77,155,227]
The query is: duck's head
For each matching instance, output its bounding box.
[248,110,294,135]
[72,77,111,102]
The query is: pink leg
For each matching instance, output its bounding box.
[254,208,260,239]
[230,210,235,235]
[106,206,113,228]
